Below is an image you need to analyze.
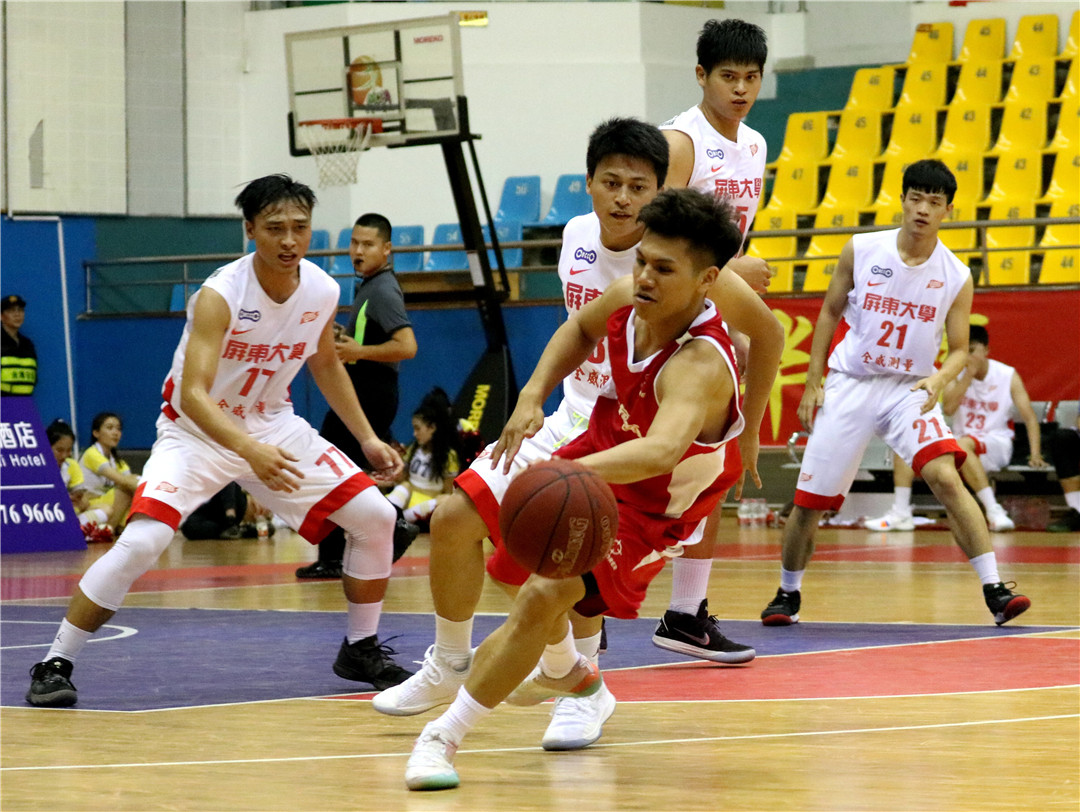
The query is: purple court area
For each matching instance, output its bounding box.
[1,604,1070,711]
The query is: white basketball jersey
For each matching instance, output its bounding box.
[660,106,767,242]
[829,229,970,380]
[160,255,339,439]
[558,212,637,417]
[954,358,1016,440]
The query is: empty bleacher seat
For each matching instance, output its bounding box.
[906,21,953,63]
[884,105,940,160]
[1064,11,1079,58]
[307,228,331,271]
[496,175,541,224]
[1039,148,1079,205]
[819,159,875,210]
[869,158,911,214]
[984,150,1043,205]
[896,64,948,108]
[424,223,468,271]
[337,277,355,308]
[940,201,980,259]
[1009,14,1059,60]
[1038,200,1080,284]
[745,209,797,294]
[1005,57,1058,103]
[391,225,425,272]
[992,99,1049,153]
[1061,57,1078,99]
[330,227,353,280]
[170,284,188,312]
[952,58,1004,105]
[936,103,992,156]
[1050,95,1078,149]
[983,200,1036,285]
[829,110,883,161]
[538,174,590,226]
[774,112,831,166]
[844,66,896,111]
[957,18,1007,62]
[762,161,819,214]
[801,207,858,292]
[483,221,523,269]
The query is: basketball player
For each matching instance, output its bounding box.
[26,175,412,708]
[403,189,783,791]
[654,17,775,656]
[865,324,1047,533]
[374,119,764,753]
[759,160,1032,628]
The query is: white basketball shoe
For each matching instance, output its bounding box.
[541,683,616,751]
[863,508,915,532]
[371,645,470,716]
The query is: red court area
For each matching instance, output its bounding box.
[602,636,1079,701]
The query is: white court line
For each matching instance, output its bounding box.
[0,621,137,650]
[2,712,1075,773]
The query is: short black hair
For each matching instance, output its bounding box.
[969,324,989,347]
[638,188,742,271]
[697,19,768,74]
[46,418,75,447]
[234,174,317,222]
[586,117,669,188]
[354,212,392,242]
[902,159,957,204]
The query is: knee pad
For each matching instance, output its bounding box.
[334,489,395,581]
[78,519,175,611]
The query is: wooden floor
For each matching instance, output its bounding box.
[2,522,1077,811]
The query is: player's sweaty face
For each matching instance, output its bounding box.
[587,155,660,252]
[247,203,313,274]
[698,62,762,126]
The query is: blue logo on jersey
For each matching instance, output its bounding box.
[870,265,893,278]
[574,248,597,263]
[238,308,261,322]
[707,148,725,160]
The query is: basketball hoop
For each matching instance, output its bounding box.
[297,118,382,187]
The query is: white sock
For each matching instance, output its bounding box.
[346,600,382,643]
[976,486,1001,513]
[893,487,913,514]
[539,622,578,679]
[434,615,473,670]
[46,619,94,663]
[575,631,603,667]
[432,686,493,745]
[780,567,804,593]
[969,551,1001,585]
[386,485,409,510]
[1065,491,1080,512]
[669,556,711,614]
[77,508,108,525]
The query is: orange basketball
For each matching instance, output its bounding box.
[498,458,618,579]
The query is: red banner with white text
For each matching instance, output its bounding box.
[759,288,1080,446]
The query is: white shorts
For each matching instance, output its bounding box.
[795,372,965,511]
[130,415,374,543]
[955,431,1013,473]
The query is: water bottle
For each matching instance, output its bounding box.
[752,498,768,526]
[256,519,270,541]
[737,499,752,526]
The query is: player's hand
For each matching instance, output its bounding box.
[911,375,944,414]
[245,442,305,492]
[490,398,546,474]
[730,329,750,377]
[797,382,824,432]
[334,335,364,363]
[1027,452,1049,469]
[362,438,404,483]
[726,255,775,296]
[735,432,762,501]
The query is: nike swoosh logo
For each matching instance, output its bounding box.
[231,327,255,335]
[710,165,723,172]
[867,281,886,287]
[568,267,590,276]
[676,627,711,646]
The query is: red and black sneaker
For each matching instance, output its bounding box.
[983,581,1030,626]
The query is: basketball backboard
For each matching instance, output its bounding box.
[286,13,465,154]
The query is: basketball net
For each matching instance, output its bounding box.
[297,119,376,187]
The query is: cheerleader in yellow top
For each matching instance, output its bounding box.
[78,412,140,532]
[386,388,461,528]
[47,419,89,516]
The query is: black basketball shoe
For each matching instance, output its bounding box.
[983,582,1031,626]
[26,657,78,707]
[761,588,801,626]
[333,636,414,690]
[652,600,755,663]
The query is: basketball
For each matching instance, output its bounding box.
[498,458,618,579]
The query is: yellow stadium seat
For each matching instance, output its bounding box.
[952,58,1004,105]
[984,150,1042,205]
[819,159,875,210]
[983,200,1036,285]
[936,104,992,156]
[830,109,884,161]
[992,99,1049,153]
[801,207,859,292]
[1009,14,1059,60]
[763,161,819,214]
[1039,148,1079,204]
[943,152,985,207]
[1004,57,1058,103]
[1050,95,1078,149]
[871,158,912,212]
[1062,58,1078,99]
[774,112,831,166]
[872,204,903,228]
[907,22,954,63]
[746,208,797,294]
[845,66,896,111]
[1038,200,1080,284]
[958,18,1007,62]
[1064,11,1078,58]
[897,64,948,108]
[883,105,939,161]
[940,201,980,258]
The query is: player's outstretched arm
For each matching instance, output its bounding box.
[490,277,633,472]
[180,289,305,492]
[942,356,977,417]
[912,276,972,413]
[308,317,403,481]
